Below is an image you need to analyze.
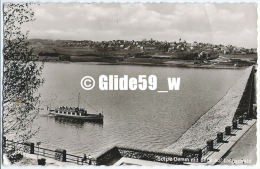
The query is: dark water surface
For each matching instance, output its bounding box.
[31,62,245,156]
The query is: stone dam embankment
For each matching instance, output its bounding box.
[163,66,253,155]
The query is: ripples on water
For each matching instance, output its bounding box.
[30,63,245,156]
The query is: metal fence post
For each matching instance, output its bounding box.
[3,137,6,148]
[24,142,35,154]
[62,150,66,162]
[55,149,66,162]
[30,143,35,154]
[197,149,202,163]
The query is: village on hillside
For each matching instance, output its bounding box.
[29,38,257,67]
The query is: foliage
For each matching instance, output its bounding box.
[2,3,44,144]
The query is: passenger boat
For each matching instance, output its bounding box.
[48,94,103,123]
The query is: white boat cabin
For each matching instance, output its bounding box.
[54,106,88,116]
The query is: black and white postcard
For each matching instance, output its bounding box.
[1,1,258,167]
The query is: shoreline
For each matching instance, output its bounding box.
[37,60,251,70]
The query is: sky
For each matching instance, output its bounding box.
[22,3,257,48]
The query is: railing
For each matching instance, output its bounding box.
[34,147,56,159]
[4,140,30,154]
[66,153,90,165]
[3,116,253,165]
[3,116,252,165]
[3,139,90,165]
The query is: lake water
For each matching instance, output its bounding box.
[31,62,245,156]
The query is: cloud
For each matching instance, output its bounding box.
[22,3,257,48]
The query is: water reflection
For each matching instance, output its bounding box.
[51,116,103,128]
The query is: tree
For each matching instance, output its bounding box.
[2,3,44,146]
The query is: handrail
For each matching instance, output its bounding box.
[4,139,86,165]
[66,153,82,158]
[37,146,57,152]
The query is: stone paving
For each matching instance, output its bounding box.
[163,67,252,155]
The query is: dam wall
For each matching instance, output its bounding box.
[233,67,256,119]
[163,66,255,155]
